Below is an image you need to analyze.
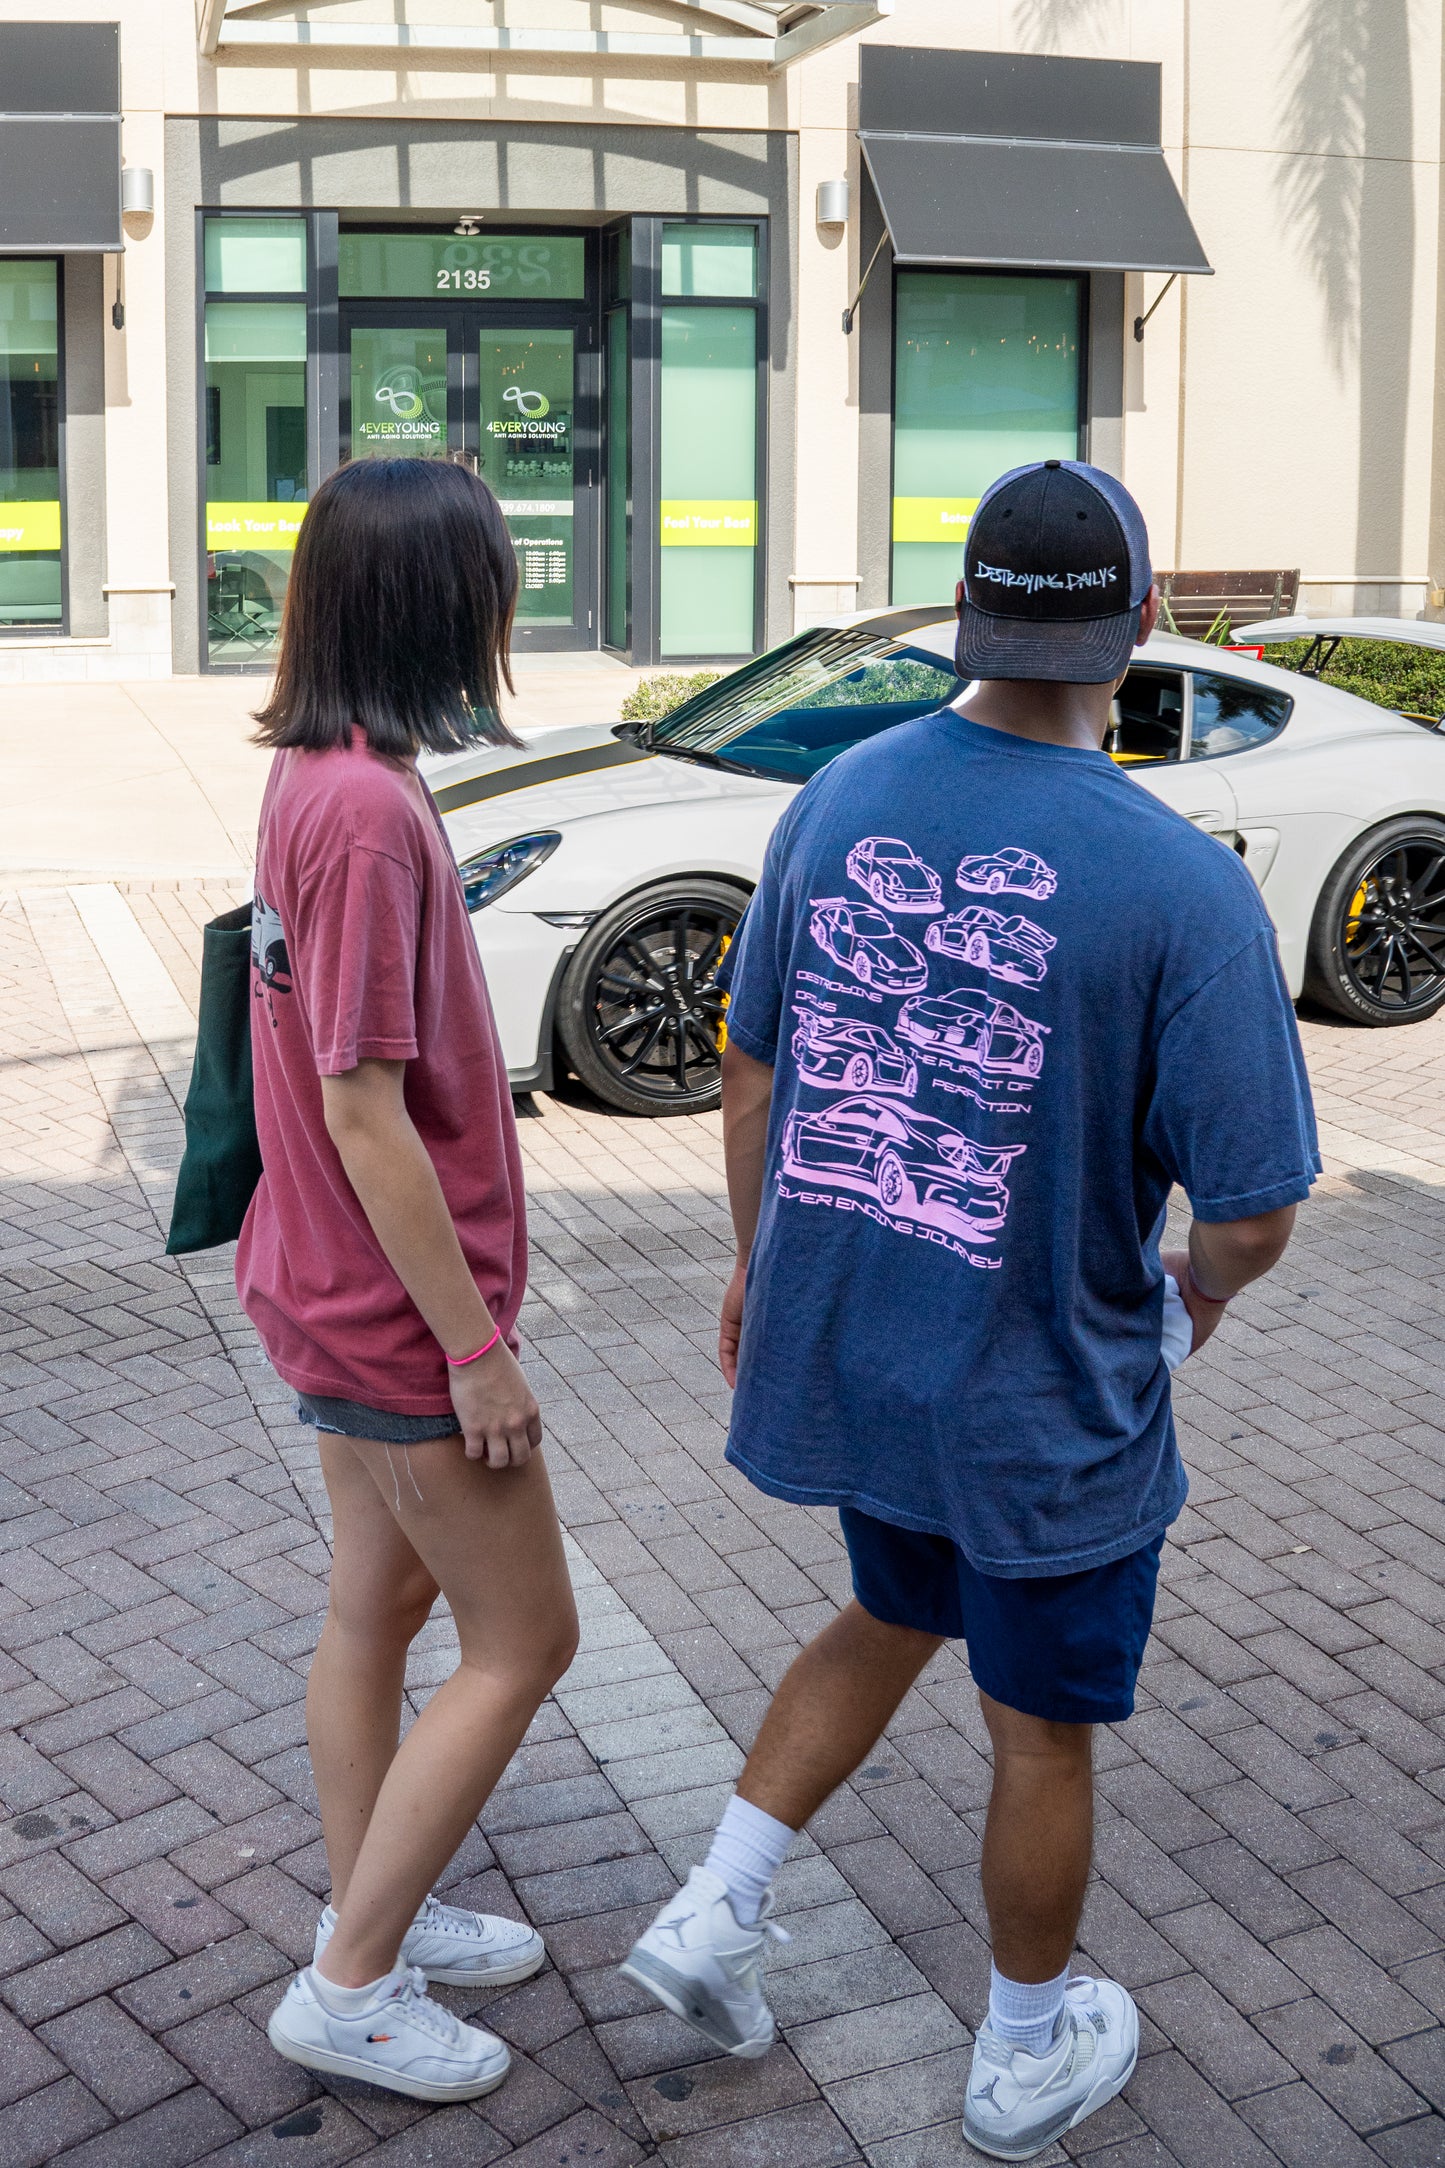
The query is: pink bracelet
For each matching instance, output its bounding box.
[446,1327,502,1368]
[1185,1264,1230,1308]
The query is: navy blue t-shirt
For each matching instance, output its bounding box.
[719,708,1320,1578]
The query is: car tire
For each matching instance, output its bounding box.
[903,1064,919,1096]
[877,1152,912,1212]
[556,878,748,1115]
[1305,817,1445,1026]
[854,953,872,986]
[843,1055,874,1088]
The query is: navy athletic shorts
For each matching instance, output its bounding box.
[839,1507,1165,1726]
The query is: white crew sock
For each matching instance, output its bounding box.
[988,1962,1071,2059]
[703,1794,796,1925]
[308,1964,398,2016]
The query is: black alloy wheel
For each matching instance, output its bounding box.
[557,878,748,1114]
[1306,817,1445,1025]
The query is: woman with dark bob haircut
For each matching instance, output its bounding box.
[239,460,578,2104]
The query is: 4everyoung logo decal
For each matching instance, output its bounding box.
[779,836,1058,1268]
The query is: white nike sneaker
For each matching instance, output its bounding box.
[314,1893,545,1988]
[620,1864,786,2059]
[963,1974,1139,2161]
[267,1964,511,2102]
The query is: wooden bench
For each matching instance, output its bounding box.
[1156,570,1300,642]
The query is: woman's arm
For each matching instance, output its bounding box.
[320,1058,540,1468]
[717,1039,775,1387]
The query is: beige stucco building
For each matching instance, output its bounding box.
[0,0,1439,684]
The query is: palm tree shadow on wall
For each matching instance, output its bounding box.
[1277,0,1413,589]
[1011,0,1124,51]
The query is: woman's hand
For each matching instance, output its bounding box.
[449,1342,543,1468]
[718,1258,748,1388]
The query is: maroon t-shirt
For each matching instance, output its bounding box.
[236,737,526,1414]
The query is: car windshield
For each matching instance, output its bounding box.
[623,626,965,782]
[851,909,893,937]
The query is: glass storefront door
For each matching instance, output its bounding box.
[341,309,592,649]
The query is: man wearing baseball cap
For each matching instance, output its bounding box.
[622,461,1320,2158]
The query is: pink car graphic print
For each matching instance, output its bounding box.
[897,989,1051,1080]
[792,1010,920,1096]
[780,1093,1025,1249]
[845,836,943,914]
[809,899,929,993]
[955,846,1058,902]
[925,906,1057,988]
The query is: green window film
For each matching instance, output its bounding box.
[204,218,306,294]
[891,272,1081,607]
[605,308,631,651]
[347,327,448,460]
[339,232,585,300]
[0,259,60,625]
[480,329,576,629]
[662,224,757,299]
[660,306,757,658]
[204,300,307,665]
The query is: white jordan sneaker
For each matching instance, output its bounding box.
[267,1963,511,2102]
[620,1865,786,2059]
[963,1974,1139,2160]
[314,1893,545,1989]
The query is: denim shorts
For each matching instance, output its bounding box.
[295,1394,459,1445]
[840,1507,1165,1726]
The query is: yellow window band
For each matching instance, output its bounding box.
[660,500,757,547]
[0,501,61,552]
[892,497,980,545]
[207,502,307,552]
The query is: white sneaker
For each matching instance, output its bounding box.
[963,1974,1139,2161]
[314,1894,545,1988]
[620,1865,785,2059]
[267,1964,511,2102]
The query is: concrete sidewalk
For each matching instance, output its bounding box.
[0,653,646,888]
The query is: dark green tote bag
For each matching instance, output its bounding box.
[166,902,264,1255]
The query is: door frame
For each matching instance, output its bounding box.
[339,294,600,654]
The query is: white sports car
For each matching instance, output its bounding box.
[425,609,1445,1115]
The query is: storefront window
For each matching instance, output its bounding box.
[480,330,576,628]
[0,260,61,627]
[662,224,757,299]
[605,307,630,651]
[204,300,306,664]
[203,218,306,295]
[348,327,448,459]
[339,232,585,301]
[891,272,1081,606]
[659,306,758,657]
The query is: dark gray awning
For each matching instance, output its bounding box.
[0,23,122,253]
[858,47,1210,278]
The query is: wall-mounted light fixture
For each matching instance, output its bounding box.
[816,179,849,228]
[121,166,153,215]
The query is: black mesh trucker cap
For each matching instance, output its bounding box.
[955,459,1153,685]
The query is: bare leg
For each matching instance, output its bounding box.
[978,1691,1094,1983]
[736,1600,942,1829]
[308,1436,441,1903]
[314,1436,578,1990]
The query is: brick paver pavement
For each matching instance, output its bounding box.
[5,879,1445,2165]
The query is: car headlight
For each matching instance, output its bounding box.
[457,832,561,913]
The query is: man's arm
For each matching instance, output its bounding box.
[320,1059,541,1467]
[1163,1203,1296,1356]
[718,1039,775,1386]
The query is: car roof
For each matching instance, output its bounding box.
[1237,614,1445,650]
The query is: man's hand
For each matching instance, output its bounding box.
[719,1259,748,1388]
[1162,1203,1298,1359]
[449,1342,543,1468]
[1161,1247,1225,1358]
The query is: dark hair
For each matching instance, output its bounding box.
[253,458,520,756]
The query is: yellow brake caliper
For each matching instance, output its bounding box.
[1345,878,1370,954]
[716,931,732,1050]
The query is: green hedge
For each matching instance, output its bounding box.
[1258,637,1445,720]
[619,671,722,723]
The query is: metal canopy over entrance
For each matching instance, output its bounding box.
[0,23,121,253]
[858,46,1211,276]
